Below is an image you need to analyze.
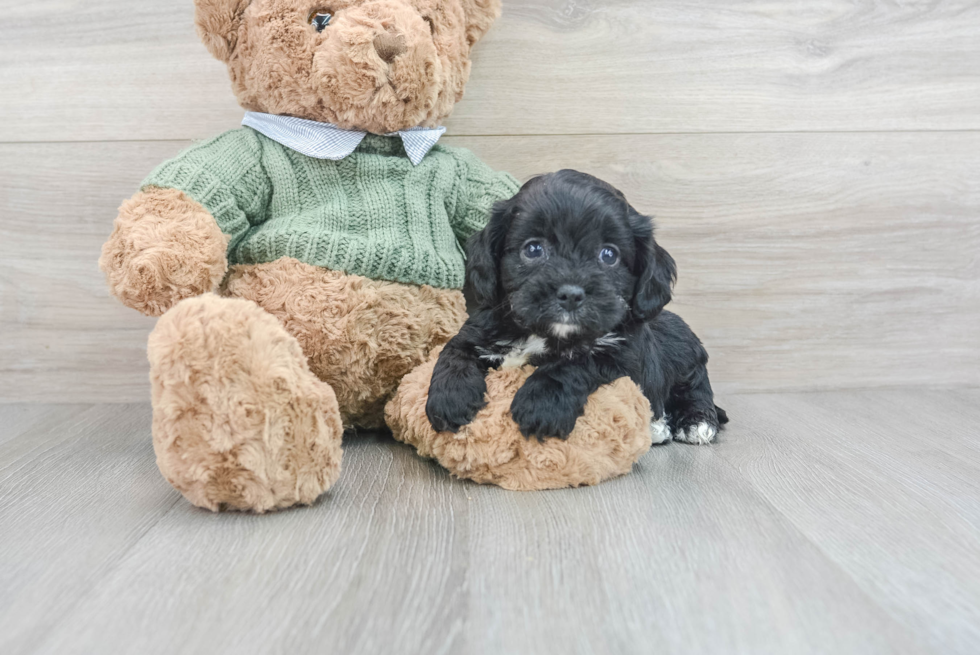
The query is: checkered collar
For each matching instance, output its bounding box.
[242,111,446,166]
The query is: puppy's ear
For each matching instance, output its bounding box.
[465,198,514,308]
[195,0,249,63]
[629,209,677,320]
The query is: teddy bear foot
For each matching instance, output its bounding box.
[387,346,653,491]
[148,294,344,513]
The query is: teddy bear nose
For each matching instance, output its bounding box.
[557,285,586,312]
[373,33,407,63]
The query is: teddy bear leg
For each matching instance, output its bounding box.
[148,294,344,513]
[386,347,655,491]
[220,259,468,429]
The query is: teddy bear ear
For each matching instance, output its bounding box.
[195,0,250,62]
[460,0,502,48]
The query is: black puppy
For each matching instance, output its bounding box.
[426,170,728,444]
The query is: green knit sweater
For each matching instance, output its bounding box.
[142,127,520,290]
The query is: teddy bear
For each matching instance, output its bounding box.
[99,0,519,512]
[101,0,654,512]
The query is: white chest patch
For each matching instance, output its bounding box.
[479,335,549,369]
[551,323,580,339]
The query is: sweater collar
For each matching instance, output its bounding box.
[241,112,445,166]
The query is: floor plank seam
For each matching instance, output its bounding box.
[4,127,980,147]
[716,384,980,401]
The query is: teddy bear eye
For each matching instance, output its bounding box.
[308,10,333,32]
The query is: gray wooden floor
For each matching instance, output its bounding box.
[2,389,978,655]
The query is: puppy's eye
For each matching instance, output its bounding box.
[522,240,547,262]
[309,10,333,32]
[598,245,620,266]
[423,16,436,34]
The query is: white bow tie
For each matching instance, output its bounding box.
[242,112,446,166]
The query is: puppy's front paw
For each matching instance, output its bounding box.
[673,421,717,445]
[650,416,672,445]
[510,379,581,441]
[426,380,487,434]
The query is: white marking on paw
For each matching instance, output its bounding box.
[674,422,717,445]
[650,417,672,444]
[551,323,580,339]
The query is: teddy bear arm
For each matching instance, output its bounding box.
[99,130,272,317]
[511,356,633,440]
[98,187,230,317]
[387,348,655,491]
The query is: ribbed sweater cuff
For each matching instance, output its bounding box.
[142,164,255,253]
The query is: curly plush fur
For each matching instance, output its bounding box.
[387,347,653,490]
[102,0,509,510]
[99,187,229,317]
[196,0,501,133]
[222,258,466,427]
[149,295,344,512]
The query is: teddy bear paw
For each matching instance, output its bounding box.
[99,187,229,317]
[148,294,344,512]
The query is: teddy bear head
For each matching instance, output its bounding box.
[195,0,501,134]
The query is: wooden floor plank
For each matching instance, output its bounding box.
[3,133,977,402]
[17,414,925,655]
[817,388,980,462]
[31,434,470,655]
[460,445,926,655]
[0,404,90,447]
[1,0,979,142]
[0,404,179,655]
[950,387,980,401]
[713,392,980,655]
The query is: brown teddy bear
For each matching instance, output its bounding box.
[99,0,516,511]
[101,0,652,511]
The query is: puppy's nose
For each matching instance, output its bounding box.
[557,285,586,312]
[374,32,407,63]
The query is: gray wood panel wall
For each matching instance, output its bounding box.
[1,0,978,402]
